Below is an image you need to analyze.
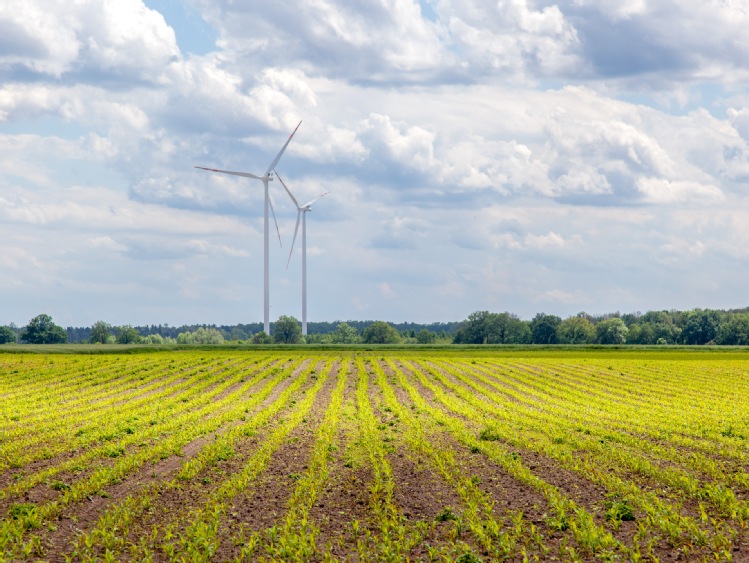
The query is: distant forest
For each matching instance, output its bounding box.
[62,320,461,344]
[3,307,749,345]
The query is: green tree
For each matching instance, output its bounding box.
[680,309,720,345]
[484,313,530,344]
[304,333,331,344]
[625,323,655,344]
[89,321,111,344]
[625,323,641,344]
[273,316,303,344]
[416,329,437,344]
[228,327,249,341]
[453,310,492,344]
[651,322,680,344]
[250,331,273,344]
[596,318,628,344]
[177,327,224,345]
[0,326,16,344]
[530,313,561,344]
[194,327,224,344]
[20,314,67,344]
[639,311,681,343]
[142,334,165,344]
[330,322,360,344]
[556,316,596,344]
[362,321,401,344]
[116,325,142,344]
[453,311,530,344]
[716,314,749,345]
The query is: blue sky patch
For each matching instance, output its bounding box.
[143,0,217,55]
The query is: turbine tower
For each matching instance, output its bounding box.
[196,121,302,335]
[276,172,328,336]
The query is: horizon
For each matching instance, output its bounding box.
[8,304,749,332]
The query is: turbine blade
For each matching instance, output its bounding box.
[275,171,300,208]
[286,211,302,269]
[195,166,262,180]
[268,192,282,248]
[301,192,329,208]
[265,121,302,175]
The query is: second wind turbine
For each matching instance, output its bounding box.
[196,121,301,335]
[276,172,328,336]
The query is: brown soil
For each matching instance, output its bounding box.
[0,374,268,515]
[373,360,486,559]
[405,361,749,561]
[32,360,313,561]
[399,360,648,558]
[309,362,375,558]
[212,360,338,560]
[0,359,263,493]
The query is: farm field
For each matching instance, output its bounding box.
[1,349,748,562]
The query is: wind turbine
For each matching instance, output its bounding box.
[195,121,302,335]
[276,172,328,336]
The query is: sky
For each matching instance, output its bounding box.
[2,0,749,328]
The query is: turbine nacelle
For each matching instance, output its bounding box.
[300,199,321,212]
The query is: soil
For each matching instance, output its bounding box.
[29,358,308,561]
[309,362,375,557]
[212,360,339,560]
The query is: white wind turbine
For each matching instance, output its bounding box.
[195,121,302,335]
[276,172,328,336]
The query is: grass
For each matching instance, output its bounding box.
[6,342,749,361]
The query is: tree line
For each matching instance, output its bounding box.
[3,307,749,346]
[62,319,460,344]
[0,315,426,345]
[453,309,749,345]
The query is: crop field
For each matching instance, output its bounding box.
[1,349,749,562]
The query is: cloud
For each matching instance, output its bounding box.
[0,183,251,236]
[5,0,749,326]
[636,178,724,204]
[378,282,395,298]
[727,107,749,142]
[107,237,250,261]
[523,231,569,250]
[0,0,179,81]
[440,0,582,79]
[534,288,588,306]
[567,0,749,86]
[437,138,548,194]
[88,236,129,253]
[369,215,427,250]
[358,113,436,173]
[0,245,44,272]
[190,0,446,83]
